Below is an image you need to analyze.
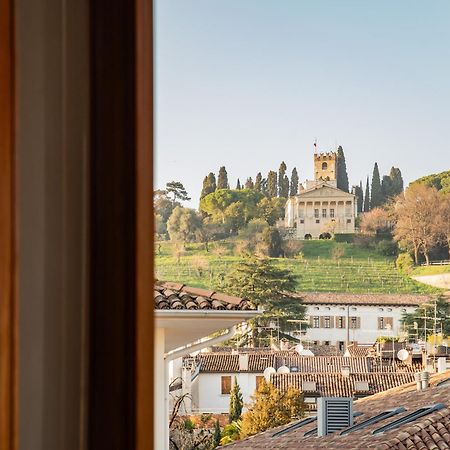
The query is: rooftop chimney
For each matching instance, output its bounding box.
[239,353,249,371]
[415,371,430,391]
[341,365,351,378]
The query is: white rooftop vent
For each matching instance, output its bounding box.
[302,381,317,392]
[317,397,353,437]
[238,354,249,371]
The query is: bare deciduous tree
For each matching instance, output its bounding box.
[393,184,441,265]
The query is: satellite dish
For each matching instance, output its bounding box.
[397,349,409,361]
[277,365,290,374]
[295,344,304,354]
[263,367,276,382]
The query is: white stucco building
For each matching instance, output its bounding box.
[154,282,260,450]
[284,151,357,239]
[297,292,430,350]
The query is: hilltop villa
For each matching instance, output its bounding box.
[285,151,357,239]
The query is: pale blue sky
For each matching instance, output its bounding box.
[155,1,450,207]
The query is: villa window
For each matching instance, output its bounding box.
[330,209,335,218]
[337,316,345,328]
[378,317,393,330]
[322,209,327,218]
[221,376,232,395]
[314,209,319,218]
[350,317,360,329]
[324,316,331,328]
[312,316,320,328]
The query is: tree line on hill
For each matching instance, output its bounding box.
[200,146,403,216]
[360,182,450,265]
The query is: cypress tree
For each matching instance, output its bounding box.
[200,176,209,200]
[381,175,394,201]
[260,177,268,197]
[364,177,370,212]
[390,167,404,195]
[336,146,349,192]
[236,178,241,190]
[200,172,216,199]
[217,166,229,189]
[244,177,254,190]
[207,172,217,192]
[267,171,278,198]
[255,172,262,192]
[353,183,363,213]
[213,419,221,447]
[278,161,287,197]
[229,377,243,423]
[370,162,383,208]
[281,175,290,198]
[290,167,299,197]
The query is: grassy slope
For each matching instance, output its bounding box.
[155,240,440,295]
[411,265,450,276]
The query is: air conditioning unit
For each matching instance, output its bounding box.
[317,397,353,437]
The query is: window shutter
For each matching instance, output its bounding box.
[329,316,335,328]
[221,376,231,395]
[320,316,325,328]
[356,317,361,329]
[377,317,382,330]
[386,317,393,329]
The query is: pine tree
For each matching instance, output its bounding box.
[217,166,229,189]
[267,171,278,198]
[244,177,254,190]
[364,177,370,212]
[278,161,287,197]
[336,146,349,192]
[229,377,244,423]
[255,173,262,192]
[370,162,383,208]
[290,167,299,197]
[236,178,241,190]
[166,181,191,204]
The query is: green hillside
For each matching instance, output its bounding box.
[155,240,439,295]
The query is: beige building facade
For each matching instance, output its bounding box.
[285,152,357,239]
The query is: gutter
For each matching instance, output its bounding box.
[155,309,260,320]
[165,326,238,362]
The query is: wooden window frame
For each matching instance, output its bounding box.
[89,0,154,448]
[0,0,17,447]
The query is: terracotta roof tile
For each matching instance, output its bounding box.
[221,371,450,450]
[296,292,433,306]
[154,282,254,311]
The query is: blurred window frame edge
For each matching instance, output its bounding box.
[0,0,154,448]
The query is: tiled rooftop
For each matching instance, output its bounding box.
[193,352,422,375]
[154,282,254,311]
[296,292,432,306]
[221,371,450,449]
[272,372,417,397]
